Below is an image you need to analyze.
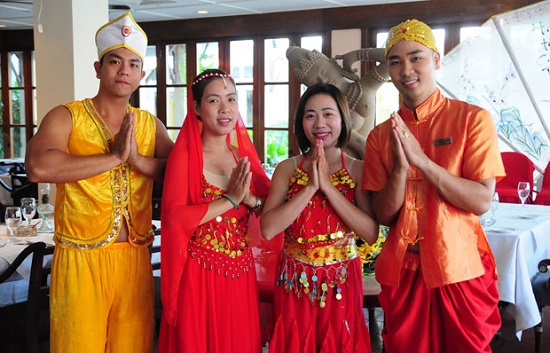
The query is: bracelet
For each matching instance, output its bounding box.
[251,196,262,210]
[223,194,239,210]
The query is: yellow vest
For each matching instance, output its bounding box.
[54,98,156,249]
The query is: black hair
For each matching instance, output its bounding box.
[294,83,352,153]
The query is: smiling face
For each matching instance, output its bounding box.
[194,78,238,137]
[95,47,145,98]
[302,93,342,149]
[387,39,440,110]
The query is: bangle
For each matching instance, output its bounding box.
[223,194,239,210]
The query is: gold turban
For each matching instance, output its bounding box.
[385,19,438,58]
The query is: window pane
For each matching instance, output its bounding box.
[237,84,253,127]
[33,89,37,125]
[10,127,26,159]
[197,42,219,74]
[301,36,322,51]
[166,44,187,85]
[264,38,289,82]
[10,89,24,124]
[376,83,399,125]
[167,87,187,129]
[264,85,288,128]
[32,51,36,87]
[9,52,23,87]
[432,28,445,55]
[265,130,288,165]
[143,45,157,85]
[231,40,254,84]
[167,129,179,141]
[139,87,157,116]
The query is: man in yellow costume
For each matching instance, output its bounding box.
[25,12,174,353]
[363,20,505,352]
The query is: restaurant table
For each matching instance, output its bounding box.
[483,202,550,339]
[0,221,54,307]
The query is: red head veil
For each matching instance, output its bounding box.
[160,76,282,326]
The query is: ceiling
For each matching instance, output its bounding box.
[0,0,422,30]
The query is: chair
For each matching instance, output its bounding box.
[534,165,550,205]
[0,242,47,353]
[532,259,550,353]
[495,152,535,204]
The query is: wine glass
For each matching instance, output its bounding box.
[517,182,530,207]
[5,206,21,240]
[20,197,37,226]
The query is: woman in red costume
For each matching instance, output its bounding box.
[261,83,379,353]
[158,69,279,353]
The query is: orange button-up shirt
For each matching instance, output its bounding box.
[363,89,505,288]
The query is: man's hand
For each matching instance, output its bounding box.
[110,112,135,164]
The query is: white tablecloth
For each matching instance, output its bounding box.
[484,202,550,339]
[0,222,55,307]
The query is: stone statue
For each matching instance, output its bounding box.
[286,46,389,158]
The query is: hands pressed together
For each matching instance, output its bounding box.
[390,111,428,171]
[224,157,258,210]
[111,112,139,166]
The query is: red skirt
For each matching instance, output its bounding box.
[158,247,262,353]
[268,256,371,353]
[379,251,501,353]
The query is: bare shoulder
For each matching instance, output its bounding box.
[345,154,364,182]
[32,105,73,137]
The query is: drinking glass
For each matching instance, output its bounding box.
[5,206,21,240]
[21,197,37,226]
[517,182,530,207]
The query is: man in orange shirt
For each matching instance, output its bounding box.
[363,19,505,353]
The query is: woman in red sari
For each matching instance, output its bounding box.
[261,83,379,353]
[158,69,278,353]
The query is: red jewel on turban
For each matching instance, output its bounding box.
[401,27,408,33]
[121,25,132,37]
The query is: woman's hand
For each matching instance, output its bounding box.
[225,157,252,204]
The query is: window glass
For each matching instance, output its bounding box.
[139,87,157,116]
[265,130,288,166]
[33,89,37,125]
[231,40,253,84]
[166,44,186,85]
[264,38,289,82]
[197,42,219,74]
[10,127,25,159]
[301,36,322,51]
[375,32,399,126]
[264,85,288,128]
[167,86,187,129]
[8,52,23,87]
[32,51,36,87]
[10,89,24,124]
[236,84,253,128]
[143,45,157,85]
[432,28,445,55]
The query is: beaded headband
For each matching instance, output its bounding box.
[385,19,438,58]
[192,72,233,85]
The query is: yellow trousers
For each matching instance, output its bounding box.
[50,242,154,353]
